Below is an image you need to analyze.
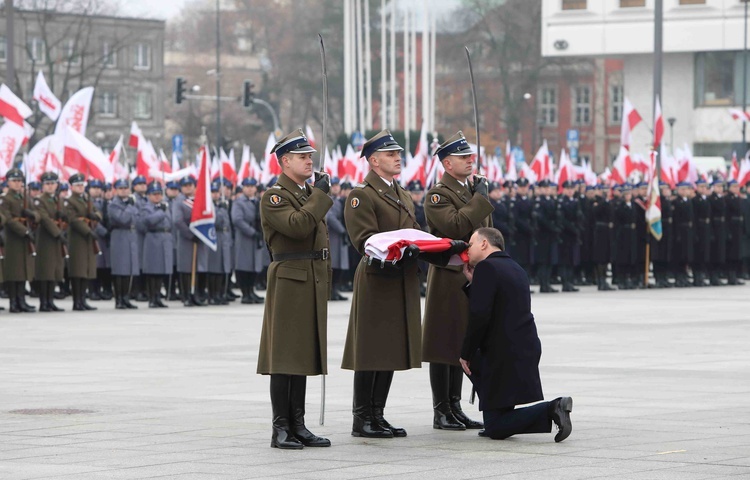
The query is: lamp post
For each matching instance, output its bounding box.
[667,117,676,154]
[743,0,748,154]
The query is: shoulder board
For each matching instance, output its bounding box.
[355,181,368,189]
[271,185,282,189]
[434,183,445,188]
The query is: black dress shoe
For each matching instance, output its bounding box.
[550,397,573,443]
[88,291,102,301]
[351,415,393,438]
[373,409,406,437]
[39,304,52,312]
[478,429,487,437]
[48,302,64,312]
[271,422,304,450]
[451,404,483,429]
[148,301,160,308]
[562,286,579,292]
[82,301,97,311]
[101,290,113,300]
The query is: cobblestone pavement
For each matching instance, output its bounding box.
[0,283,748,479]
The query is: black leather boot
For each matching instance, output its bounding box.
[449,365,483,429]
[208,274,220,305]
[430,363,465,430]
[352,371,392,438]
[72,278,85,311]
[114,276,126,309]
[8,282,22,313]
[372,371,406,437]
[17,282,36,312]
[148,276,160,308]
[270,374,303,449]
[45,282,64,312]
[154,277,168,308]
[88,278,102,300]
[78,278,96,310]
[39,281,51,312]
[289,375,330,447]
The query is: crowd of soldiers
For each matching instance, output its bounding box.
[0,168,275,313]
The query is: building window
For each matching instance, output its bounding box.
[695,51,750,106]
[63,39,81,66]
[27,37,45,63]
[610,85,624,124]
[620,0,646,7]
[538,87,558,126]
[134,91,152,119]
[562,0,586,9]
[679,0,706,4]
[102,42,116,68]
[573,86,591,125]
[134,43,151,70]
[98,91,117,117]
[0,36,6,62]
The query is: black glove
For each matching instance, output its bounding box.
[313,171,330,194]
[55,211,69,222]
[473,175,488,198]
[24,232,34,242]
[125,197,135,206]
[22,209,36,219]
[446,239,469,256]
[218,201,229,209]
[400,244,420,265]
[157,203,168,211]
[87,212,100,221]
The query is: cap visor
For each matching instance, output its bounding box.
[288,146,317,154]
[376,145,404,152]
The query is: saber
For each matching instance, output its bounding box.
[316,33,328,174]
[465,46,481,175]
[318,33,328,426]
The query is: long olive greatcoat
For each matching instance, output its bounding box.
[0,191,38,282]
[64,193,101,279]
[33,192,65,282]
[256,173,333,376]
[342,170,423,372]
[422,173,493,366]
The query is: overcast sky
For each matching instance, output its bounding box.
[119,0,463,22]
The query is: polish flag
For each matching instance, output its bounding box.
[0,121,28,177]
[399,151,426,187]
[729,108,750,123]
[504,140,517,181]
[322,148,335,178]
[189,145,217,252]
[109,135,129,181]
[32,71,62,121]
[159,149,173,173]
[62,126,114,181]
[611,146,634,184]
[730,151,739,180]
[555,149,574,193]
[660,145,678,189]
[653,95,664,150]
[54,87,94,136]
[136,138,160,177]
[620,98,643,150]
[339,144,358,182]
[675,144,698,184]
[581,158,598,186]
[530,140,550,181]
[129,121,142,148]
[738,155,750,187]
[171,151,181,172]
[28,135,58,180]
[519,161,538,184]
[645,150,663,240]
[305,124,316,149]
[261,132,280,184]
[425,137,441,189]
[0,84,33,126]
[22,121,35,146]
[238,145,251,180]
[213,148,237,185]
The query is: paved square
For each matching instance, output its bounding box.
[0,284,748,479]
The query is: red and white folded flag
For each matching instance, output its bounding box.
[364,228,468,266]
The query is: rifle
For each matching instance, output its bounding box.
[56,193,69,259]
[86,193,102,256]
[21,178,37,257]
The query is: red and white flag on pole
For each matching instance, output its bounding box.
[0,120,27,177]
[555,149,574,192]
[620,98,643,150]
[54,87,94,136]
[653,95,665,150]
[305,124,316,149]
[738,155,750,187]
[504,140,517,181]
[109,135,129,181]
[0,84,33,127]
[730,151,739,180]
[729,108,750,123]
[136,138,160,178]
[32,71,62,121]
[62,126,114,181]
[189,145,217,252]
[261,132,280,184]
[129,121,142,149]
[530,140,550,181]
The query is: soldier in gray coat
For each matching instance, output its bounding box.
[108,179,140,309]
[141,181,173,308]
[231,177,264,304]
[207,180,233,305]
[172,176,208,306]
[325,177,349,301]
[165,181,181,300]
[88,179,110,301]
[131,175,149,301]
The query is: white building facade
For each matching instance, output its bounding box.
[542,0,750,158]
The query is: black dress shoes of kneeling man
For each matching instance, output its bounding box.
[477,396,573,443]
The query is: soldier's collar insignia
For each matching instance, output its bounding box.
[350,197,360,209]
[269,194,282,206]
[430,194,441,204]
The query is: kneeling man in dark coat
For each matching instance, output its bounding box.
[459,227,573,442]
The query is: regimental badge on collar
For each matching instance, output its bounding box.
[350,197,360,209]
[269,194,282,206]
[430,194,440,204]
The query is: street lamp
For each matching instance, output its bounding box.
[667,117,676,154]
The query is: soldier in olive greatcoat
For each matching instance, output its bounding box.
[32,172,65,312]
[257,129,333,450]
[63,174,102,311]
[422,132,492,432]
[0,168,40,312]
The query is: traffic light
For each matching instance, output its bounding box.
[243,80,255,107]
[175,77,187,104]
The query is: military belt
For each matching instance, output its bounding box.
[678,222,693,227]
[149,228,171,233]
[701,219,710,224]
[272,248,329,261]
[730,216,743,221]
[218,228,231,233]
[114,226,137,232]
